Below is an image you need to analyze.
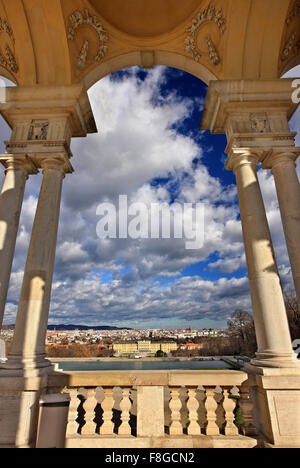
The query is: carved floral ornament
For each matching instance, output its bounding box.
[281,0,300,62]
[67,9,109,71]
[184,3,226,66]
[0,16,18,75]
[286,0,300,25]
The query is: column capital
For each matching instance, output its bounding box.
[261,150,300,171]
[1,84,97,138]
[0,154,38,176]
[201,79,298,135]
[33,154,74,176]
[225,151,261,173]
[0,85,97,169]
[4,117,74,163]
[200,79,299,164]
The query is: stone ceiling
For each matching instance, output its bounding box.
[0,0,298,88]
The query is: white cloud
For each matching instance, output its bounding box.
[1,66,299,327]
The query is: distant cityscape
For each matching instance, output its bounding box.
[47,326,226,357]
[1,326,227,358]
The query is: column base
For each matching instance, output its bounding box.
[245,364,300,447]
[0,373,46,448]
[251,351,300,369]
[0,356,54,379]
[0,367,63,448]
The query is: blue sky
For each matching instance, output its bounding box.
[1,65,299,329]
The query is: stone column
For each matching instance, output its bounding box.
[0,156,37,331]
[227,152,296,368]
[5,157,66,373]
[0,84,94,449]
[262,152,300,306]
[201,79,300,447]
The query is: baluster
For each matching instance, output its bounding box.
[101,387,115,435]
[198,387,207,433]
[169,387,183,435]
[222,387,239,436]
[81,388,97,435]
[187,388,201,435]
[205,387,219,436]
[119,387,132,436]
[238,385,257,436]
[66,388,79,437]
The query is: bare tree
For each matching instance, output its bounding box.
[284,291,300,341]
[227,310,257,356]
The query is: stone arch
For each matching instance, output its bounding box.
[81,51,218,90]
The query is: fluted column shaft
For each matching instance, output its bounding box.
[228,153,295,368]
[6,157,65,372]
[268,153,300,306]
[0,158,32,330]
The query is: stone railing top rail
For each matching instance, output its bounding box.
[48,369,248,388]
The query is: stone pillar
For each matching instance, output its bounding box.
[226,152,296,368]
[4,156,67,374]
[0,84,94,449]
[137,386,165,437]
[0,156,37,331]
[262,152,300,306]
[201,79,300,448]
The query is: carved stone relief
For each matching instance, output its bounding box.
[286,0,300,25]
[28,120,49,141]
[205,35,221,66]
[250,114,271,134]
[67,9,109,71]
[281,32,297,61]
[281,1,300,63]
[185,3,226,66]
[0,16,18,75]
[77,40,89,70]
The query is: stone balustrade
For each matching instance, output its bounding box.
[46,370,258,448]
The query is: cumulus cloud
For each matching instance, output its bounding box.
[1,66,299,328]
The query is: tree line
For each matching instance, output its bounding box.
[197,292,300,358]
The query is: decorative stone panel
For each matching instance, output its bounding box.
[0,16,18,76]
[67,9,109,72]
[184,3,226,66]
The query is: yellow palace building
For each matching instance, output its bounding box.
[113,340,178,355]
